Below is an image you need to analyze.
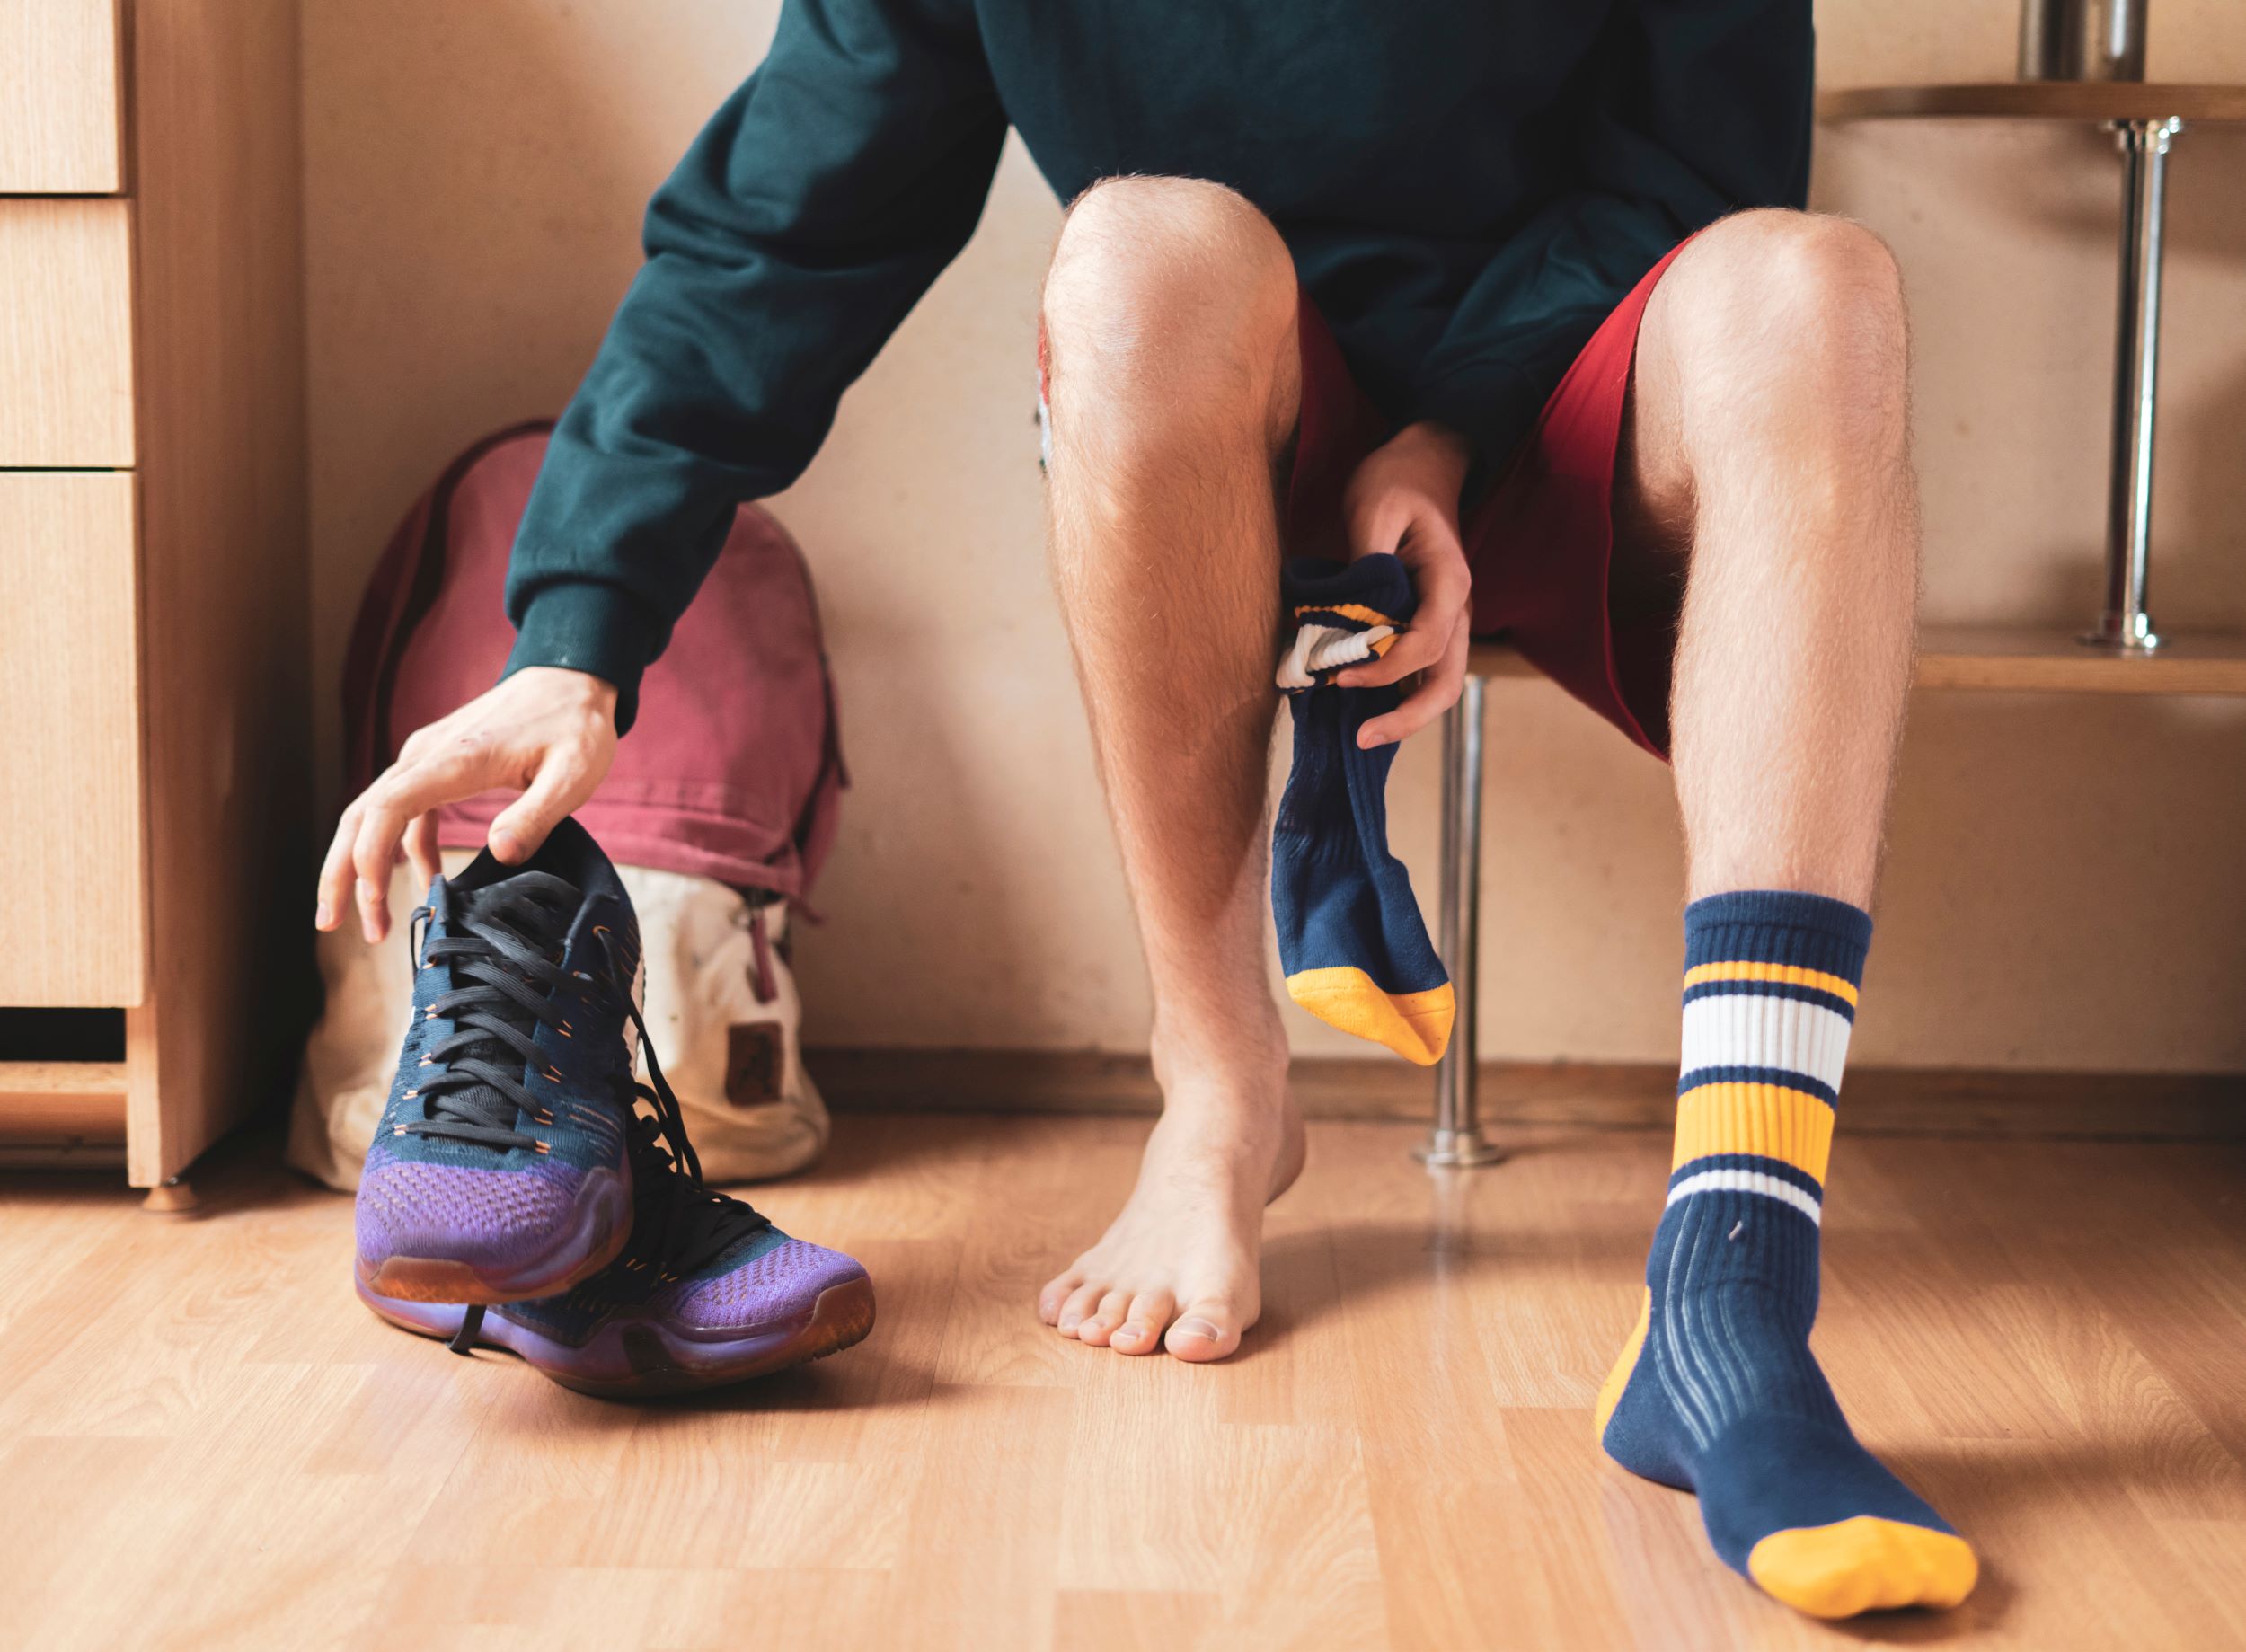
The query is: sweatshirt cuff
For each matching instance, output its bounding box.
[503,580,666,737]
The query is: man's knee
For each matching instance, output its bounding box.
[1041,177,1297,427]
[1664,210,1908,401]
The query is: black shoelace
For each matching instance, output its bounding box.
[402,873,588,1152]
[612,1097,773,1281]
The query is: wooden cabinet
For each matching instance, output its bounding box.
[0,474,145,1006]
[0,1,309,1188]
[0,0,125,193]
[0,201,136,463]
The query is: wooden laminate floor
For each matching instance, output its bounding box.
[3,1114,2243,1651]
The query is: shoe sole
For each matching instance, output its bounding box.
[355,1167,632,1306]
[357,1271,877,1398]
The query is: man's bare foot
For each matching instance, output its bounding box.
[1037,1047,1304,1363]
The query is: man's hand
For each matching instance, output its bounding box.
[1333,420,1474,747]
[315,667,620,943]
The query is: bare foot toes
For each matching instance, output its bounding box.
[1075,1289,1131,1347]
[1108,1291,1175,1356]
[1163,1303,1242,1362]
[1038,1274,1083,1325]
[1056,1281,1105,1338]
[1035,1061,1303,1364]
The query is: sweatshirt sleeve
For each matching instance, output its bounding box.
[503,0,1007,732]
[1405,0,1812,464]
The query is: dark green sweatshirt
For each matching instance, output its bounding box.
[506,0,1812,729]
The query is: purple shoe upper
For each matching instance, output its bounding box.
[491,1113,868,1349]
[355,1156,587,1277]
[659,1233,869,1338]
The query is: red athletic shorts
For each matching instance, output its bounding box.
[1286,242,1691,758]
[1035,238,1688,756]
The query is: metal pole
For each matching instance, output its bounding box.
[2083,116,2181,651]
[1416,674,1501,1169]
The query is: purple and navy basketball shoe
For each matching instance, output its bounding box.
[360,1091,875,1396]
[354,817,644,1304]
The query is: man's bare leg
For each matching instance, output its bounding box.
[1619,209,1918,900]
[1035,177,1305,1362]
[1598,214,1976,1619]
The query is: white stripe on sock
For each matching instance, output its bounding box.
[1275,623,1396,690]
[1666,1167,1823,1225]
[1679,994,1853,1093]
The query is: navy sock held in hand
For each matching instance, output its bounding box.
[1270,555,1453,1065]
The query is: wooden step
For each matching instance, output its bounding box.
[1468,626,2246,697]
[1819,82,2246,125]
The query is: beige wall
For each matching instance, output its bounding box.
[301,2,2246,1074]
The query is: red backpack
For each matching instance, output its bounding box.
[341,421,845,902]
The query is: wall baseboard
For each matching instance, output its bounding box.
[809,1047,2246,1141]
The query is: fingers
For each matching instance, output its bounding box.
[1339,611,1447,689]
[315,803,364,932]
[349,794,417,945]
[314,670,619,937]
[342,744,497,943]
[403,810,441,896]
[1337,542,1471,691]
[1356,611,1470,749]
[488,746,595,864]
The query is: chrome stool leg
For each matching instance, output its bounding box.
[1416,674,1502,1168]
[2083,115,2183,652]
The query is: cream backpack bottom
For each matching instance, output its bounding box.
[287,851,827,1190]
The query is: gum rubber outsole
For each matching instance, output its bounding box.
[358,1273,878,1398]
[355,1169,632,1305]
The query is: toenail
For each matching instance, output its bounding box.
[1175,1318,1221,1341]
[1058,1315,1082,1332]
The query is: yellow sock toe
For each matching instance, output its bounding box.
[1747,1516,1978,1619]
[1285,967,1453,1065]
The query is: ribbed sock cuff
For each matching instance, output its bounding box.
[1280,554,1417,623]
[1684,890,1873,987]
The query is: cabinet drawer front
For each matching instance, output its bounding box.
[0,199,135,465]
[0,0,123,192]
[0,473,145,1005]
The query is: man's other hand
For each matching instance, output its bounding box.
[1333,420,1474,748]
[315,667,620,943]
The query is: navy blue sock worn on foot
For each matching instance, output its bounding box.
[1269,555,1451,1065]
[1596,891,1977,1618]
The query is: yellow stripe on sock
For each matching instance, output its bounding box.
[1292,601,1401,628]
[1672,1082,1835,1183]
[1285,967,1453,1066]
[1683,961,1860,1006]
[1748,1517,1978,1619]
